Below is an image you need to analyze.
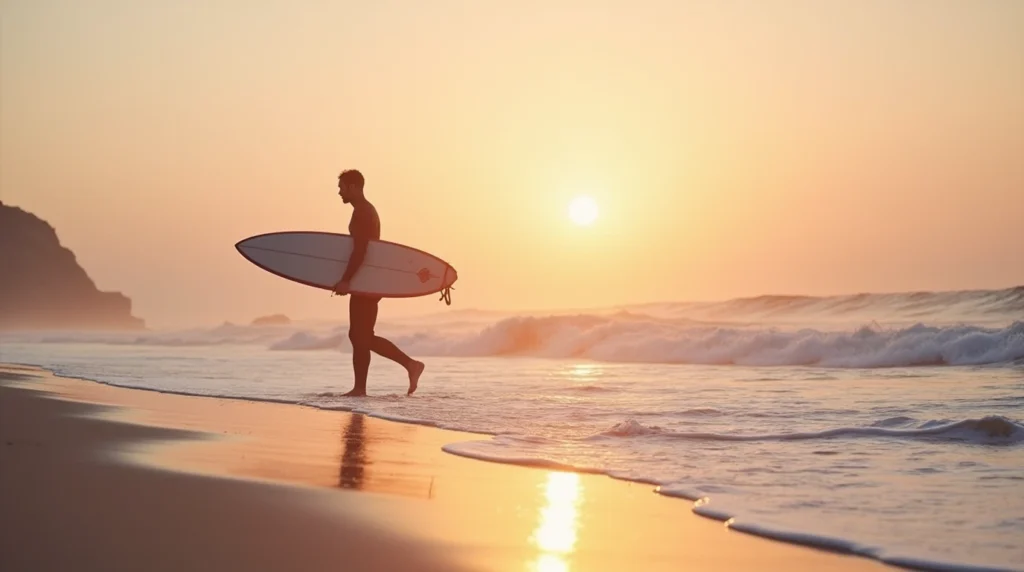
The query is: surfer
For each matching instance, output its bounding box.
[332,169,425,396]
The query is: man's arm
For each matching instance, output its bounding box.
[340,236,368,284]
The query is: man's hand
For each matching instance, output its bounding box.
[332,280,351,296]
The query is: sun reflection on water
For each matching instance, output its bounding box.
[535,553,570,572]
[568,363,600,381]
[529,472,582,572]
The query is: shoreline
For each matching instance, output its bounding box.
[0,362,895,571]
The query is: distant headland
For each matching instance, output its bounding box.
[0,202,145,330]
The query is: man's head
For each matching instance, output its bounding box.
[337,169,365,204]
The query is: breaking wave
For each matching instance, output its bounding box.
[397,318,1024,367]
[8,286,1023,368]
[13,318,1024,369]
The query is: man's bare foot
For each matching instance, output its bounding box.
[407,360,425,395]
[342,388,367,397]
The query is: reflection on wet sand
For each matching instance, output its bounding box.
[339,414,367,490]
[530,472,583,572]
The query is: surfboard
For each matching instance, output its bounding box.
[235,231,457,303]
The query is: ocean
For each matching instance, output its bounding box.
[2,286,1022,571]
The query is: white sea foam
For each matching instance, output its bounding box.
[591,416,1024,444]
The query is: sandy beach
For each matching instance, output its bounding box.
[0,363,894,572]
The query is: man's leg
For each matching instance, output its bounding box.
[344,295,376,396]
[370,336,411,367]
[371,334,425,394]
[360,297,425,395]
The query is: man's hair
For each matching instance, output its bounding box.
[339,169,365,190]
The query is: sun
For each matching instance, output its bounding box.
[568,195,598,226]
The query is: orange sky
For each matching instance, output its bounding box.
[2,0,1022,327]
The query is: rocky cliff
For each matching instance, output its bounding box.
[0,202,145,330]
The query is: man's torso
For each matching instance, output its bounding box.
[347,201,382,303]
[349,201,380,240]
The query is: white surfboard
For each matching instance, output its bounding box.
[235,231,457,303]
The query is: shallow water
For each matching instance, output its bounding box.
[3,288,1022,570]
[2,341,1021,571]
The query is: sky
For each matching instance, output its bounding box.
[2,0,1022,328]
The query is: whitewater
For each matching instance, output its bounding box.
[2,286,1022,571]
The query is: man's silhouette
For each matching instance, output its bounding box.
[333,169,424,396]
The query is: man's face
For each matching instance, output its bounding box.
[338,178,355,204]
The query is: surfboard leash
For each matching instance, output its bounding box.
[439,286,453,306]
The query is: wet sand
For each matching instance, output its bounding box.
[0,364,892,571]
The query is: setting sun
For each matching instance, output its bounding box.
[568,196,599,226]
